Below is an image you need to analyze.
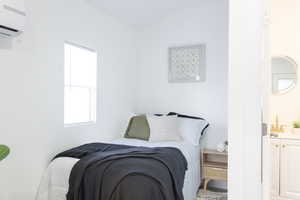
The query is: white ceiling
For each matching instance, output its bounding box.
[88,0,200,27]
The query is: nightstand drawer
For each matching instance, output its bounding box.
[204,167,227,180]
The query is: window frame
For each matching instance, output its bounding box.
[64,41,98,127]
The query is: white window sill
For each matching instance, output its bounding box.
[64,121,96,128]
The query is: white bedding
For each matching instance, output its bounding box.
[36,138,201,200]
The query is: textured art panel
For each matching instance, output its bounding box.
[169,44,206,83]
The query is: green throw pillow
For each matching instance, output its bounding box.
[0,145,10,162]
[124,115,150,140]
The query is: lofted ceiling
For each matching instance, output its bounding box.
[88,0,200,27]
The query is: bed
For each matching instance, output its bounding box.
[36,138,201,200]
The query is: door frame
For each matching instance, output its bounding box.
[228,0,265,199]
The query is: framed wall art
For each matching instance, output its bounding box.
[168,44,206,83]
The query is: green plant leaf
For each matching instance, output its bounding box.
[294,122,300,128]
[0,145,10,161]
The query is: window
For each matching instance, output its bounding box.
[64,42,97,125]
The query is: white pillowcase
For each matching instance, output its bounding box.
[178,117,209,146]
[147,115,182,142]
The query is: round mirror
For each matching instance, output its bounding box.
[272,56,298,95]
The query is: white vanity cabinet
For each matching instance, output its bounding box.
[271,138,300,200]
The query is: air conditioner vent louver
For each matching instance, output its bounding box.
[0,25,18,32]
[0,25,20,38]
[0,32,11,37]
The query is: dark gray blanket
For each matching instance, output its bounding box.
[55,143,187,200]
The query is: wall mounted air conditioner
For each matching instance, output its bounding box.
[0,0,26,38]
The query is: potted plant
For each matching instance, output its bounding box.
[293,122,300,134]
[0,145,10,162]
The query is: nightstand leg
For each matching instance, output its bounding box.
[204,179,210,191]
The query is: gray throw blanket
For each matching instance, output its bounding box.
[55,143,187,200]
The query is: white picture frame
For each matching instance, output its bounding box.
[168,44,206,83]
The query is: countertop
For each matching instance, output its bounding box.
[268,132,300,140]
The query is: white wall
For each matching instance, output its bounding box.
[270,0,300,126]
[0,0,136,199]
[135,0,228,150]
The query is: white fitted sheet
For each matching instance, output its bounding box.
[36,138,201,200]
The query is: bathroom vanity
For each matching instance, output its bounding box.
[268,133,300,200]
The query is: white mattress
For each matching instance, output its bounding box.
[36,138,201,200]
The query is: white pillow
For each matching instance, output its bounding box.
[147,116,182,142]
[178,117,209,146]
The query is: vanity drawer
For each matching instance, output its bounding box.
[204,167,227,180]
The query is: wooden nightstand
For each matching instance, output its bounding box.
[201,149,228,190]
